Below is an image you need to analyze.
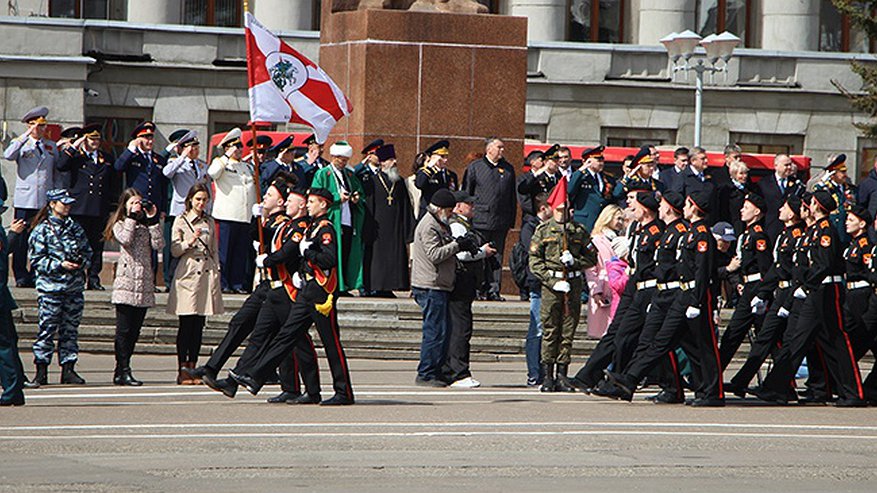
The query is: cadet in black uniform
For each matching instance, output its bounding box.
[718,193,772,369]
[228,188,355,406]
[727,194,806,396]
[860,222,877,403]
[840,206,875,380]
[755,191,866,406]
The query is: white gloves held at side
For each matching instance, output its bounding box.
[560,250,575,267]
[685,306,701,319]
[552,281,571,293]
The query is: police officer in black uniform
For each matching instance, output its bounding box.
[718,193,772,369]
[414,140,458,219]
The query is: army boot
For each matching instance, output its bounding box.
[60,362,86,385]
[554,364,576,392]
[540,363,555,392]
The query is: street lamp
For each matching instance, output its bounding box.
[661,30,741,147]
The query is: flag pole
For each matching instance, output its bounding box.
[251,122,265,258]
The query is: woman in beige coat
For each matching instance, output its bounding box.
[167,182,223,384]
[107,188,164,386]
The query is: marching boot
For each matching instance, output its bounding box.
[554,364,576,393]
[32,363,48,386]
[115,367,143,387]
[539,364,555,393]
[60,362,86,385]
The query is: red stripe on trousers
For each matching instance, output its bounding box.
[328,308,353,400]
[832,284,864,399]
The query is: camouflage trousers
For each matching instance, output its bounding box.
[33,291,84,365]
[540,278,583,365]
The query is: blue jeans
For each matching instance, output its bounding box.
[526,290,543,382]
[413,287,450,381]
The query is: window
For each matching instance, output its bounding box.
[49,0,124,19]
[568,0,625,43]
[820,0,875,52]
[730,132,804,155]
[182,0,241,27]
[696,0,752,47]
[602,127,676,148]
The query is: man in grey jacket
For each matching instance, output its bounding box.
[410,188,477,387]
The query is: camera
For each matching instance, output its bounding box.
[140,199,153,209]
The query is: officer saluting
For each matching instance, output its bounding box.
[568,145,614,229]
[56,123,115,291]
[294,134,331,172]
[114,121,168,215]
[3,106,59,288]
[415,140,458,219]
[517,144,561,222]
[529,181,597,392]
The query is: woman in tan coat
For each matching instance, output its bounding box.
[107,188,164,386]
[167,183,223,384]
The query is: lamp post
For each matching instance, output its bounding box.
[660,30,741,147]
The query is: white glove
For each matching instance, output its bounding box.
[777,307,790,319]
[560,250,575,267]
[255,253,267,268]
[292,272,304,289]
[750,296,767,315]
[685,306,701,319]
[165,142,177,154]
[552,280,571,293]
[793,287,807,299]
[252,240,261,253]
[127,140,138,153]
[299,239,313,255]
[252,203,263,218]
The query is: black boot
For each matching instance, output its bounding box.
[539,364,555,393]
[554,364,576,393]
[114,367,143,387]
[60,362,86,385]
[32,363,48,386]
[267,391,301,403]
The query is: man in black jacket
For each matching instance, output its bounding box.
[758,153,801,242]
[462,137,517,301]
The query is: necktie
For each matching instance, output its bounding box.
[697,173,704,182]
[779,178,785,193]
[35,141,43,157]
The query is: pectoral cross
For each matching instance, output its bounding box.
[387,195,394,206]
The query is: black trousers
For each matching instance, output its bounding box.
[730,287,794,390]
[859,291,877,400]
[443,271,477,382]
[760,284,864,401]
[719,281,765,370]
[628,289,684,400]
[246,297,354,401]
[573,280,635,387]
[232,287,319,395]
[341,225,353,291]
[0,309,25,403]
[12,208,37,285]
[475,228,508,297]
[73,214,106,288]
[205,283,270,373]
[114,304,147,368]
[611,286,656,375]
[177,315,205,364]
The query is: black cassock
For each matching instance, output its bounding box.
[361,170,415,292]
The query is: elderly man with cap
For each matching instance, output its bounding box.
[294,134,330,172]
[415,140,459,219]
[813,153,854,244]
[517,145,560,224]
[461,137,516,301]
[603,191,725,406]
[727,194,807,397]
[411,188,478,387]
[569,145,614,230]
[717,193,772,370]
[56,123,115,291]
[208,127,257,294]
[360,144,414,297]
[3,106,60,287]
[310,141,366,295]
[613,145,665,200]
[28,189,92,386]
[754,190,867,406]
[529,185,598,392]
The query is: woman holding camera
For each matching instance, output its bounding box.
[167,183,223,384]
[105,188,163,386]
[28,189,92,386]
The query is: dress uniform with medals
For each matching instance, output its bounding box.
[613,145,666,200]
[113,121,168,214]
[414,140,459,219]
[353,138,384,181]
[517,144,561,222]
[568,145,615,229]
[529,188,598,392]
[3,106,60,287]
[293,133,330,177]
[57,123,114,290]
[813,154,852,244]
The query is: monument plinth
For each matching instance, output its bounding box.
[318,1,528,178]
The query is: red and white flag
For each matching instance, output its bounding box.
[245,12,352,143]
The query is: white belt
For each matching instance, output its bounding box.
[270,280,285,289]
[550,270,582,279]
[636,279,657,289]
[657,281,680,291]
[778,280,792,289]
[680,281,696,291]
[822,275,843,285]
[743,273,762,283]
[846,280,870,290]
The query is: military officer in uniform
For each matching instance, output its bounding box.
[568,145,614,229]
[294,134,331,172]
[114,121,168,215]
[262,136,313,193]
[529,193,598,392]
[3,106,59,287]
[353,138,384,180]
[56,123,115,291]
[517,144,561,223]
[718,193,772,369]
[613,145,665,200]
[414,140,459,219]
[813,154,853,244]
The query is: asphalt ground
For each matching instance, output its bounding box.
[2,354,877,492]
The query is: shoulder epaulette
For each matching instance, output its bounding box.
[648,225,660,235]
[792,228,802,238]
[297,220,309,229]
[317,219,332,228]
[753,224,763,233]
[859,237,869,247]
[820,219,830,228]
[271,214,289,227]
[676,223,687,232]
[696,225,707,233]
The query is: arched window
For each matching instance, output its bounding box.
[568,0,625,43]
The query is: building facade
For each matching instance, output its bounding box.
[1,0,876,188]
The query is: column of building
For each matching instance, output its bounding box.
[507,0,566,42]
[762,0,820,51]
[126,0,182,24]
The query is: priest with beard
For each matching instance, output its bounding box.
[361,144,415,297]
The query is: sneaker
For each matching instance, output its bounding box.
[450,377,481,388]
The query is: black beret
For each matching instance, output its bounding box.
[688,190,711,214]
[661,190,685,213]
[60,126,82,139]
[525,150,544,165]
[636,192,659,212]
[784,194,802,216]
[375,144,396,162]
[430,188,456,208]
[130,121,156,139]
[424,140,450,156]
[580,145,605,160]
[812,190,837,213]
[308,187,335,204]
[849,205,872,225]
[626,181,652,193]
[246,135,274,150]
[362,138,384,155]
[168,128,191,144]
[744,193,766,212]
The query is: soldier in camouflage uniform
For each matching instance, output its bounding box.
[28,189,92,386]
[529,199,597,392]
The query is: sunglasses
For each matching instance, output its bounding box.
[140,134,155,139]
[233,143,244,149]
